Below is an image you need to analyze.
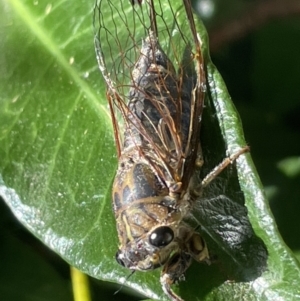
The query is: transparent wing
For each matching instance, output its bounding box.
[93,0,205,187]
[94,0,200,97]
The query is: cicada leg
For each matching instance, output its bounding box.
[201,146,250,188]
[191,146,250,197]
[160,231,210,301]
[160,252,191,301]
[195,142,204,168]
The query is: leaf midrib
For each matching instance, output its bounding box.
[8,0,110,120]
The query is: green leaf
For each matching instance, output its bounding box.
[1,0,300,301]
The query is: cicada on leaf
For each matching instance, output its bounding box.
[93,1,267,300]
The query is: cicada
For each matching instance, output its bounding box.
[93,0,250,300]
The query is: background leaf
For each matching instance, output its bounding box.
[1,0,300,300]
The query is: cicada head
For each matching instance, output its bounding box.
[115,224,180,271]
[114,211,209,274]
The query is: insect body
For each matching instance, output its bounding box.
[94,0,249,300]
[112,31,209,300]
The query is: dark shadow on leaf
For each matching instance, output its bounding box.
[196,196,268,281]
[178,92,268,298]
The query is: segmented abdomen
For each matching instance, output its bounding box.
[122,33,193,157]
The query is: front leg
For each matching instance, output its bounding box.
[160,229,210,301]
[160,252,192,301]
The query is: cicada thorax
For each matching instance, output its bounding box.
[112,152,209,271]
[112,31,209,273]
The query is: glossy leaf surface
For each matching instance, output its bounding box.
[1,0,300,300]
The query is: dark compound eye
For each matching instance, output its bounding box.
[115,250,126,267]
[149,226,174,247]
